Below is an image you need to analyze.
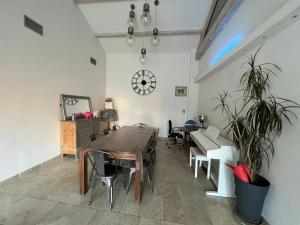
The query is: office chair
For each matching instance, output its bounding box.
[166,120,184,149]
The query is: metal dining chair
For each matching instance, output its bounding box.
[87,149,119,210]
[126,129,159,193]
[133,123,148,128]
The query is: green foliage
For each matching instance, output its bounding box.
[214,47,300,181]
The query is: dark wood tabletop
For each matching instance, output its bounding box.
[91,126,156,156]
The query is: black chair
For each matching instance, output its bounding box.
[87,150,118,210]
[133,123,148,128]
[126,129,159,193]
[166,120,184,149]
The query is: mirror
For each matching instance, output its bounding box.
[60,94,91,120]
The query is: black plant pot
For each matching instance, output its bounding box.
[235,174,270,224]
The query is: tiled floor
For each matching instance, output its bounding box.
[0,139,240,225]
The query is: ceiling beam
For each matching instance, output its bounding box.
[75,0,134,3]
[95,29,202,38]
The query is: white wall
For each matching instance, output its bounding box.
[196,12,300,225]
[0,0,106,182]
[106,52,198,137]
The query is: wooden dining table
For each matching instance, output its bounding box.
[79,126,156,204]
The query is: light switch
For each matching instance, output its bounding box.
[182,109,186,114]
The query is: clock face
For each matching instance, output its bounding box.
[131,70,157,96]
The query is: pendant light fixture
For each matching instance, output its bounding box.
[127,4,136,28]
[139,47,147,65]
[151,0,160,47]
[140,2,151,26]
[139,35,147,65]
[125,26,135,47]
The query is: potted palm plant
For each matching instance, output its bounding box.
[214,47,300,224]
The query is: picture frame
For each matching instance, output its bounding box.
[175,86,187,97]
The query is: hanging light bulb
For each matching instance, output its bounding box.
[139,48,147,65]
[151,27,160,47]
[127,4,136,28]
[125,26,135,47]
[151,0,160,46]
[140,2,151,26]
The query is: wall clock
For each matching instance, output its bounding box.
[131,70,157,96]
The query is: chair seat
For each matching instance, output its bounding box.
[168,133,183,139]
[104,164,119,177]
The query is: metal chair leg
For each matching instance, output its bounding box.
[88,177,97,205]
[89,167,95,183]
[108,185,113,210]
[122,168,127,189]
[147,167,153,193]
[126,170,133,193]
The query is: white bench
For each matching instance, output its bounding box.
[189,147,211,179]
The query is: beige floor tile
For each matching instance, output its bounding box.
[35,203,96,225]
[153,180,184,199]
[205,202,240,225]
[120,191,164,220]
[0,197,57,225]
[164,198,213,225]
[87,210,141,225]
[139,218,183,225]
[44,182,83,205]
[0,192,23,213]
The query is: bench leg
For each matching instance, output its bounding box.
[195,159,198,178]
[207,160,211,179]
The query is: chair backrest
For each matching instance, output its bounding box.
[168,120,172,135]
[91,150,108,177]
[133,123,148,128]
[148,128,159,152]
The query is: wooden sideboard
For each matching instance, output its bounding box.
[60,118,101,159]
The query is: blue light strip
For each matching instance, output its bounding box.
[209,35,244,66]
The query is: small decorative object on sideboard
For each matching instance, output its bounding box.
[101,98,118,133]
[198,114,207,128]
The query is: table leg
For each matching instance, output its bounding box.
[79,149,88,195]
[134,155,142,204]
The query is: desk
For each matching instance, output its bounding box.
[79,126,156,204]
[180,126,200,144]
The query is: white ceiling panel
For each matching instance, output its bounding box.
[78,0,211,53]
[99,35,199,53]
[78,0,210,33]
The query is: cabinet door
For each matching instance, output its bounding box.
[92,118,101,135]
[61,122,76,149]
[77,121,91,148]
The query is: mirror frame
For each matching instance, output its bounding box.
[60,94,92,121]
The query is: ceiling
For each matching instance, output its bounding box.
[77,0,211,53]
